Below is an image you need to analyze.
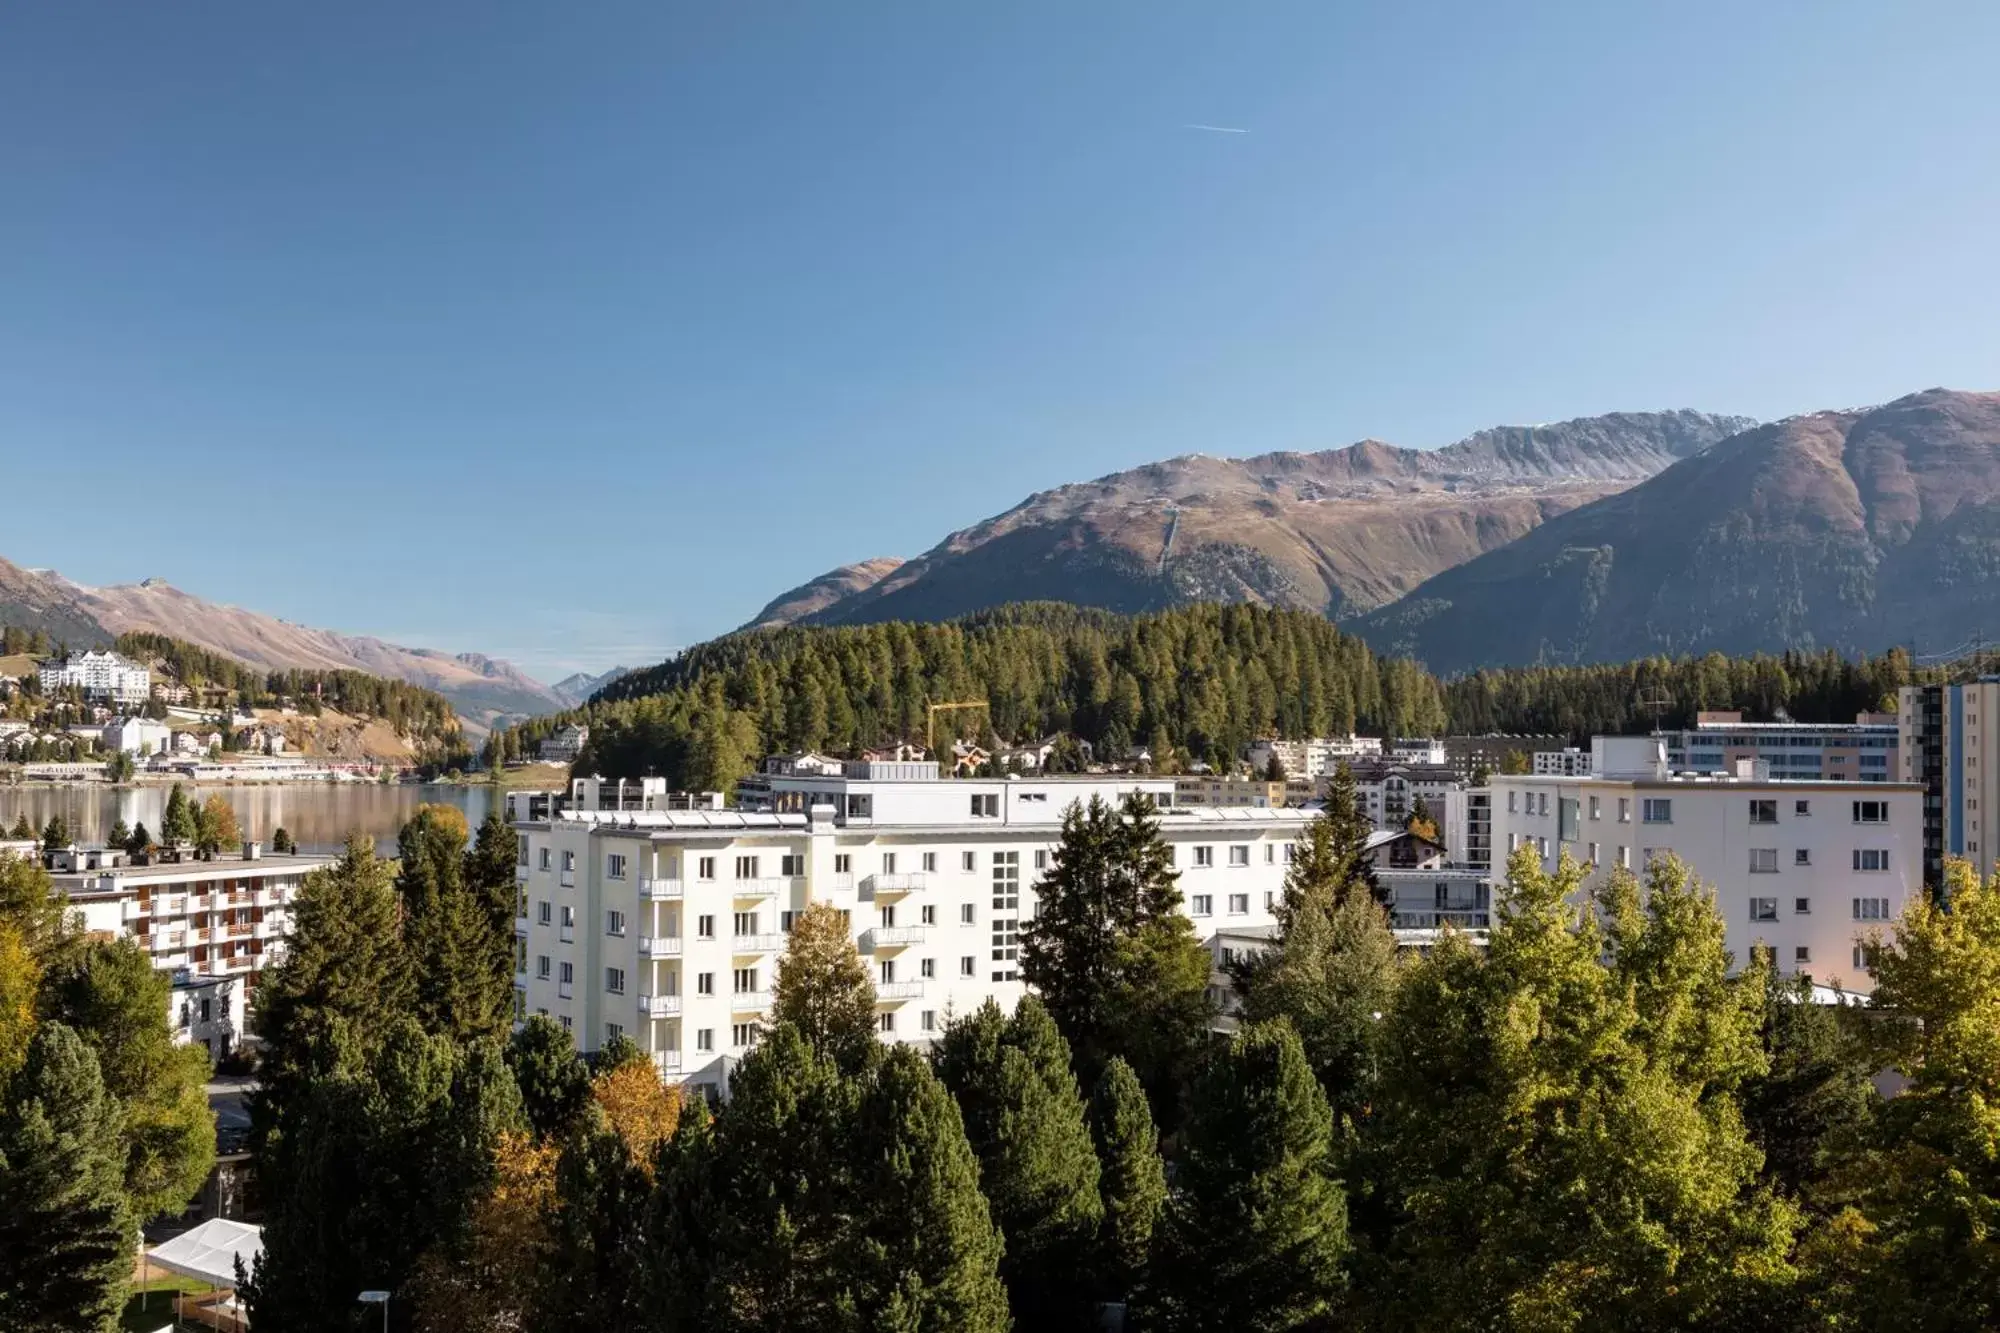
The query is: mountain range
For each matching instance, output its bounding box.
[0,559,566,733]
[750,409,1757,629]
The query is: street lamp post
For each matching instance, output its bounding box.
[359,1289,390,1332]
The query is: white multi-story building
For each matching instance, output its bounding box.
[1662,711,1899,783]
[1387,738,1448,765]
[1328,759,1463,831]
[103,716,173,755]
[1491,737,1921,994]
[1246,736,1382,782]
[1444,787,1493,870]
[48,843,335,1059]
[39,650,151,705]
[1533,748,1591,776]
[509,764,1313,1091]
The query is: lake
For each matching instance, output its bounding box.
[0,782,500,855]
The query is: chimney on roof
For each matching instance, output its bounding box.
[243,840,262,860]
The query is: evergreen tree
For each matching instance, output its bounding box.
[0,848,73,961]
[106,818,130,850]
[536,1108,654,1333]
[1320,762,1384,904]
[40,812,69,851]
[644,1096,723,1331]
[7,814,32,840]
[846,1045,1012,1331]
[934,997,1103,1327]
[1088,1056,1165,1307]
[0,1023,133,1333]
[770,899,877,1070]
[396,805,510,1044]
[252,836,414,1148]
[1263,749,1286,781]
[271,826,296,855]
[464,810,521,999]
[161,783,196,846]
[1366,848,1798,1329]
[507,1014,592,1142]
[1831,858,2000,1329]
[1145,1020,1349,1332]
[124,822,152,857]
[39,938,215,1220]
[1235,814,1399,1123]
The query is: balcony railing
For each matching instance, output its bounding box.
[876,980,926,1000]
[731,933,785,954]
[729,992,772,1013]
[1390,909,1491,930]
[557,981,574,999]
[640,877,685,900]
[863,926,927,951]
[559,925,575,943]
[729,877,792,901]
[638,994,682,1017]
[653,1050,683,1076]
[639,935,684,958]
[559,870,575,888]
[863,873,927,898]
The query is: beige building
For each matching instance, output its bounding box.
[1899,680,2000,887]
[1174,776,1287,808]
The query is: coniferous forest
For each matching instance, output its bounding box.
[490,602,1929,788]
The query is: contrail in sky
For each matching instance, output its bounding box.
[1184,123,1249,134]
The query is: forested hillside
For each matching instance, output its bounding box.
[492,603,1936,790]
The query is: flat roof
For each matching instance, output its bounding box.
[1491,773,1922,791]
[52,852,337,890]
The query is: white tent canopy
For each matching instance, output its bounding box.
[146,1218,262,1288]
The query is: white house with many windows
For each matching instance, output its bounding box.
[39,650,151,705]
[509,765,1314,1092]
[1490,736,1921,994]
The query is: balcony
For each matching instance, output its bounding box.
[639,935,684,959]
[121,899,146,923]
[638,994,682,1018]
[863,873,927,899]
[559,870,575,888]
[729,877,789,902]
[731,933,785,954]
[730,992,772,1013]
[557,981,574,1000]
[876,980,926,1001]
[515,864,530,883]
[640,877,685,901]
[863,926,927,951]
[653,1051,683,1076]
[559,925,575,943]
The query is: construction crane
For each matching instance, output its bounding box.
[927,701,990,765]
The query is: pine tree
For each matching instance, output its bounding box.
[464,811,521,1003]
[1089,1056,1165,1307]
[1145,1020,1349,1332]
[934,997,1103,1328]
[124,822,152,856]
[39,938,215,1221]
[0,1023,133,1333]
[271,826,295,855]
[397,805,510,1044]
[7,814,32,840]
[507,1014,592,1142]
[40,812,69,851]
[536,1108,654,1333]
[1319,762,1383,905]
[161,783,196,846]
[770,900,877,1071]
[846,1045,1012,1331]
[644,1095,723,1331]
[0,848,73,961]
[106,818,130,850]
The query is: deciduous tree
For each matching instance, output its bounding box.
[770,899,877,1070]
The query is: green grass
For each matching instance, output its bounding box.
[121,1274,213,1332]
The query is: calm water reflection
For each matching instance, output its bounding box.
[0,783,499,856]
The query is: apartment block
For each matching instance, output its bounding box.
[38,650,152,705]
[1661,711,1898,783]
[1174,776,1287,808]
[509,765,1313,1092]
[1491,737,1921,994]
[1245,735,1382,781]
[48,843,334,1058]
[1322,758,1462,831]
[1899,680,2000,887]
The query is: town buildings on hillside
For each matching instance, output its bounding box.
[38,650,151,705]
[1491,736,1920,995]
[539,722,590,764]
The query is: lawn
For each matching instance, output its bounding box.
[121,1274,212,1332]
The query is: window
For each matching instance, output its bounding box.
[539,847,551,871]
[1283,842,1296,863]
[1265,844,1276,864]
[1749,898,1778,922]
[1589,795,1601,820]
[1795,849,1812,867]
[1852,897,1891,921]
[880,906,896,928]
[970,794,999,818]
[921,1010,937,1032]
[538,901,551,925]
[607,853,627,879]
[1587,842,1600,864]
[561,850,575,872]
[1642,798,1673,824]
[1228,844,1250,867]
[1853,849,1891,872]
[834,854,852,875]
[990,852,1021,982]
[697,1028,714,1052]
[1194,846,1214,868]
[921,904,936,925]
[879,960,896,984]
[732,1024,757,1048]
[1265,891,1276,910]
[1794,946,1811,965]
[1749,799,1778,825]
[697,856,716,880]
[1795,800,1811,817]
[1795,897,1812,915]
[780,910,796,933]
[1538,792,1550,817]
[605,967,625,994]
[561,904,576,929]
[1228,893,1249,915]
[1034,849,1049,870]
[735,855,760,880]
[733,967,759,993]
[882,852,897,875]
[961,956,976,977]
[962,902,977,925]
[697,972,715,995]
[537,955,550,978]
[1749,848,1779,874]
[879,1012,897,1034]
[605,910,625,936]
[697,914,716,939]
[1507,791,1518,814]
[921,957,935,978]
[922,852,937,873]
[559,1015,572,1033]
[962,851,976,872]
[1853,945,1872,972]
[1191,894,1213,916]
[781,854,804,877]
[1853,800,1889,824]
[559,961,574,983]
[1618,797,1631,823]
[517,834,530,865]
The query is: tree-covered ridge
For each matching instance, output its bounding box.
[491,600,1938,790]
[113,631,465,744]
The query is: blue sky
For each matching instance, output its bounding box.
[4,2,1997,680]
